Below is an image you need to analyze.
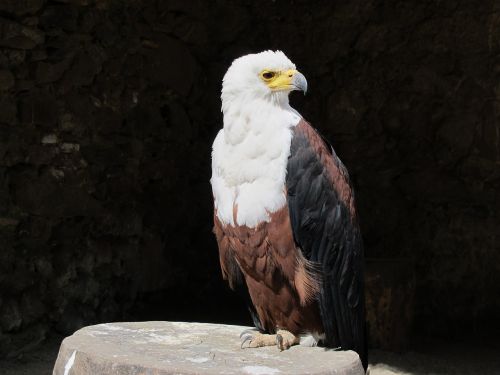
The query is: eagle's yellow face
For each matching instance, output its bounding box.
[258,68,307,93]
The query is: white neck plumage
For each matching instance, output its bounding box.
[221,90,301,145]
[221,90,291,115]
[212,91,302,227]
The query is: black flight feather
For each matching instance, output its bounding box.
[286,122,367,370]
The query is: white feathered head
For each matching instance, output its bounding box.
[221,50,307,112]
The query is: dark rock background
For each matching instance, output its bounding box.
[0,0,498,357]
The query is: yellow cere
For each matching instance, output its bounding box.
[259,69,298,91]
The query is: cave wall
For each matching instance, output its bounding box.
[0,0,499,357]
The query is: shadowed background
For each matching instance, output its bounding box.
[0,0,499,360]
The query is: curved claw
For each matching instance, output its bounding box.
[239,329,256,339]
[276,333,284,351]
[241,334,253,349]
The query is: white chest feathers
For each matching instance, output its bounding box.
[211,104,301,228]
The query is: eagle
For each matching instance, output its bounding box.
[211,50,367,370]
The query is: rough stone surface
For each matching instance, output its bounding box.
[365,259,415,351]
[52,322,364,375]
[0,17,45,49]
[0,69,15,90]
[0,0,45,16]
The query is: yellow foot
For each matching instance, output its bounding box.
[240,329,299,351]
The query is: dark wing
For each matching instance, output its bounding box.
[213,214,264,331]
[286,120,367,370]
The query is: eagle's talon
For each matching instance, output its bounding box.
[239,329,298,349]
[239,329,256,339]
[276,334,284,351]
[240,334,253,349]
[276,329,299,350]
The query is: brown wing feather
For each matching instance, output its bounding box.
[295,120,356,217]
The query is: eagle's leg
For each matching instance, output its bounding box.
[240,329,299,350]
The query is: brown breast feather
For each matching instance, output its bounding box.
[213,206,323,335]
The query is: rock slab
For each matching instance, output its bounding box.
[52,321,364,375]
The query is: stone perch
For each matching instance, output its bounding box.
[53,322,365,375]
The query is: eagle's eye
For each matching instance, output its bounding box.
[261,71,276,80]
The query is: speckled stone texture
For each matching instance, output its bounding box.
[52,322,364,375]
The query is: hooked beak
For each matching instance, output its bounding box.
[291,71,307,94]
[266,69,308,94]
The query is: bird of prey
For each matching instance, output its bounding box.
[211,50,367,370]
